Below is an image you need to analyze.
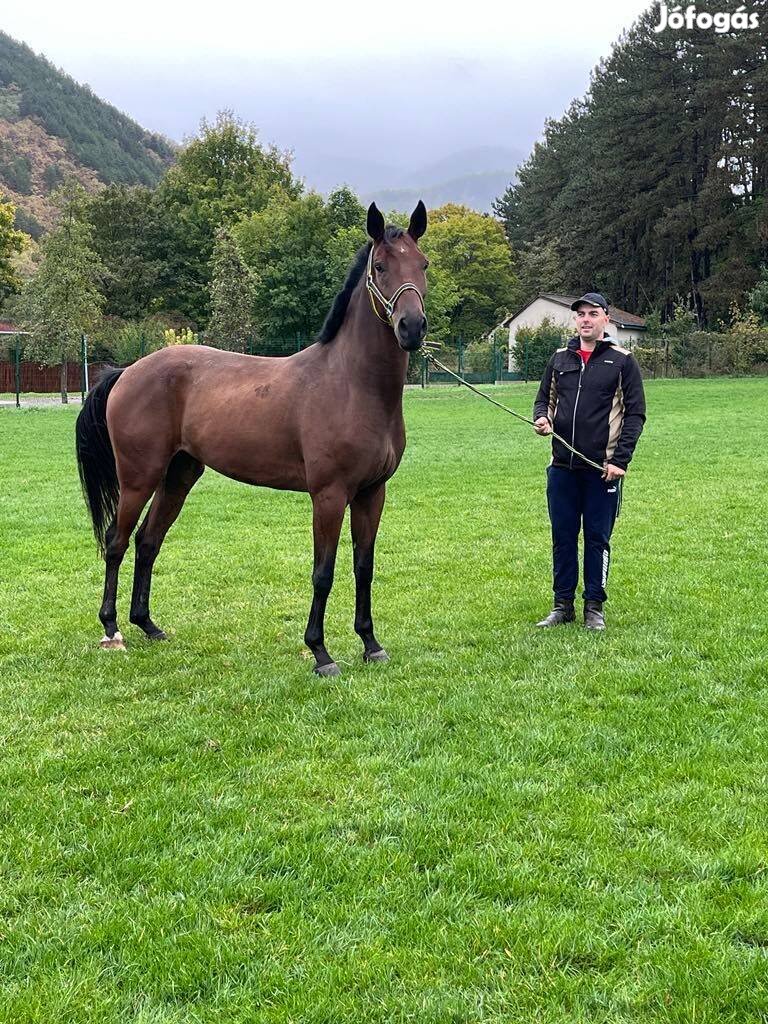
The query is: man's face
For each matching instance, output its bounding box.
[574,303,609,343]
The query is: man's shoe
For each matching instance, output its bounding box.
[536,601,575,627]
[584,600,606,630]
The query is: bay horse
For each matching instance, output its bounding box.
[75,202,428,676]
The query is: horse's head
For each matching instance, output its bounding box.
[366,201,428,351]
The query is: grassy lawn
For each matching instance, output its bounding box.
[0,378,766,1023]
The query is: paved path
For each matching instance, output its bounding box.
[0,396,83,407]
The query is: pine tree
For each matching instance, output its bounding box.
[18,183,104,402]
[208,227,258,352]
[748,267,768,324]
[493,1,768,327]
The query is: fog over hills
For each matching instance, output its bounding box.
[360,147,525,214]
[47,52,592,211]
[1,0,653,211]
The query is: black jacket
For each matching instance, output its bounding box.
[533,335,646,471]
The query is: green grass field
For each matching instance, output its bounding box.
[1,378,767,1023]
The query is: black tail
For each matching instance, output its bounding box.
[75,368,125,556]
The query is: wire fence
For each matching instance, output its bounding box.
[3,330,767,407]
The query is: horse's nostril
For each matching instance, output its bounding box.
[400,316,425,334]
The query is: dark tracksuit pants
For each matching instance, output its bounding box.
[546,465,622,604]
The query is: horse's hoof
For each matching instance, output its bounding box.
[364,648,389,663]
[146,628,167,641]
[314,662,341,677]
[99,631,126,651]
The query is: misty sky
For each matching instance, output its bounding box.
[2,0,651,192]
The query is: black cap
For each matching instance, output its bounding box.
[571,292,609,312]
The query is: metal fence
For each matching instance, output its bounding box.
[415,337,522,385]
[1,334,309,407]
[4,331,766,407]
[1,335,96,407]
[1,334,517,406]
[623,333,768,378]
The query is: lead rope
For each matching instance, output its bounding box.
[422,349,605,473]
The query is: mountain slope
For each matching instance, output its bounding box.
[0,31,175,233]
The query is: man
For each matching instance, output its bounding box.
[532,293,646,630]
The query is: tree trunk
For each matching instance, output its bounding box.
[60,360,68,404]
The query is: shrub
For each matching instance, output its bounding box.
[718,315,768,374]
[164,327,199,346]
[91,315,181,363]
[511,316,570,379]
[463,340,494,373]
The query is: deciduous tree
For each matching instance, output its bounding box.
[0,197,26,305]
[423,204,517,342]
[157,111,300,324]
[18,184,103,402]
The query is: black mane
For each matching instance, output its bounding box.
[315,226,406,344]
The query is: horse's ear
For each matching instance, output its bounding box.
[367,203,385,243]
[408,200,427,241]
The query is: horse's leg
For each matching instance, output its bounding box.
[130,451,204,640]
[99,485,155,650]
[350,482,388,663]
[304,487,347,677]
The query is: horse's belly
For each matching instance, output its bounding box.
[213,462,308,491]
[182,406,306,491]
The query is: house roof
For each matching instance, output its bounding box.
[502,294,646,330]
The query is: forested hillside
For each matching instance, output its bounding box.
[0,31,175,235]
[495,2,768,327]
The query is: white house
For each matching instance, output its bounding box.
[501,294,647,370]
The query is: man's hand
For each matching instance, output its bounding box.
[602,463,626,482]
[534,416,552,436]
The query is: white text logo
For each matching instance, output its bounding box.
[654,4,759,31]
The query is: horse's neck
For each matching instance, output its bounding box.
[332,284,410,403]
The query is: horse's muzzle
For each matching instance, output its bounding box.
[395,313,428,351]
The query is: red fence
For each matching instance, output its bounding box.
[0,361,112,394]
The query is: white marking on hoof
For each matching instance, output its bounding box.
[100,631,126,651]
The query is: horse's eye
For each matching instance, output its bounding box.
[374,263,385,273]
[424,260,430,270]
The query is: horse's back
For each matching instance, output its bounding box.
[107,346,314,491]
